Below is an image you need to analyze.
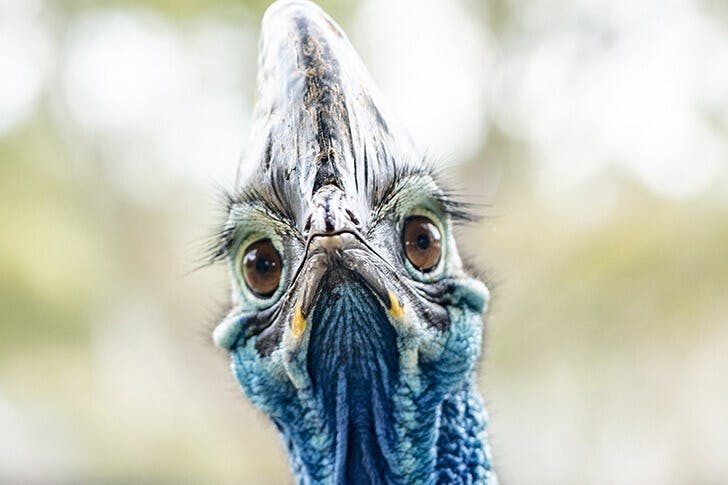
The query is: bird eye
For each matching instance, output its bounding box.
[403,216,442,272]
[241,239,282,297]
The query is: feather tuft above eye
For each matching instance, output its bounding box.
[200,185,298,269]
[370,159,481,226]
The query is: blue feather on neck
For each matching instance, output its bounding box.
[307,273,399,484]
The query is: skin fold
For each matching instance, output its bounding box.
[212,1,497,483]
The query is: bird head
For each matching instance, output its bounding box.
[212,0,490,480]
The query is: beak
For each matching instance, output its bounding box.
[296,231,405,323]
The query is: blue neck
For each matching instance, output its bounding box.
[276,378,493,484]
[270,279,495,484]
[433,381,494,482]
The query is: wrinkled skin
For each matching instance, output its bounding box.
[212,1,497,483]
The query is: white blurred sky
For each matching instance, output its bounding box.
[0,0,727,200]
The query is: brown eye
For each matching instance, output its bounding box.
[241,239,282,297]
[403,216,442,272]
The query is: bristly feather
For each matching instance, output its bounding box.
[197,189,239,269]
[200,184,300,268]
[370,158,481,226]
[201,156,480,271]
[429,163,486,225]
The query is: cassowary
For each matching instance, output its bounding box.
[212,1,497,483]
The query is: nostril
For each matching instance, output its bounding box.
[345,209,360,227]
[324,214,336,232]
[304,214,312,233]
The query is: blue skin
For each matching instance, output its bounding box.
[216,231,496,483]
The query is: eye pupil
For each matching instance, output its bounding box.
[416,233,430,250]
[256,257,272,275]
[403,216,442,272]
[242,240,282,297]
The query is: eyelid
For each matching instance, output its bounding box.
[393,190,449,225]
[401,206,445,230]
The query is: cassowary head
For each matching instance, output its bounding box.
[212,1,495,483]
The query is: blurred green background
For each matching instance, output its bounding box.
[1,0,727,483]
